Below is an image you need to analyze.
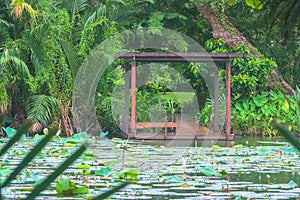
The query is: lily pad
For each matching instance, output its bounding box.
[195,165,222,177]
[95,167,112,177]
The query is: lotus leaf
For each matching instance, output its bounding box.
[0,168,11,176]
[195,165,222,177]
[118,170,138,182]
[55,177,89,196]
[4,127,17,138]
[95,167,112,177]
[64,143,76,147]
[211,145,221,151]
[76,164,90,169]
[100,131,109,138]
[73,132,89,139]
[165,175,184,183]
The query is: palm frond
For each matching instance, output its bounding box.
[23,31,46,71]
[0,54,31,78]
[26,95,59,125]
[266,0,300,28]
[83,4,107,31]
[59,39,80,77]
[10,0,37,20]
[0,19,13,27]
[73,0,89,14]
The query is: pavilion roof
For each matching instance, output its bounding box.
[115,52,243,62]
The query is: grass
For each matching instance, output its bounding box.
[159,92,195,104]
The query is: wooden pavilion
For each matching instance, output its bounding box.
[115,52,243,141]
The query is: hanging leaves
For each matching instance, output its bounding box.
[25,95,59,125]
[10,0,37,20]
[227,0,263,9]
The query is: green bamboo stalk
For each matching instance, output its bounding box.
[93,182,129,200]
[0,121,31,158]
[1,128,57,188]
[272,121,300,152]
[26,144,88,199]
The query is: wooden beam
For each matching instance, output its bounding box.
[213,65,219,133]
[226,59,231,139]
[136,122,179,128]
[131,56,137,137]
[116,52,243,62]
[124,63,130,138]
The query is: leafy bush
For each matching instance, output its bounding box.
[198,90,299,136]
[197,95,226,129]
[136,88,181,123]
[95,66,124,135]
[205,39,276,99]
[232,90,299,135]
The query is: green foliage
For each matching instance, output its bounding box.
[226,0,299,88]
[4,127,17,138]
[118,170,138,182]
[95,66,124,134]
[265,0,300,28]
[226,0,262,9]
[79,16,110,58]
[195,165,222,177]
[55,177,88,196]
[0,0,298,138]
[204,38,227,52]
[95,167,112,177]
[232,91,299,135]
[294,86,300,130]
[25,95,59,125]
[198,95,226,128]
[245,0,262,9]
[205,39,276,99]
[0,121,31,158]
[148,11,187,35]
[1,128,57,188]
[26,144,88,199]
[231,57,276,98]
[135,83,182,123]
[273,121,300,152]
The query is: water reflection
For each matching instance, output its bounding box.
[141,136,288,147]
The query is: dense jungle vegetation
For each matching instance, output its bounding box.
[0,0,299,136]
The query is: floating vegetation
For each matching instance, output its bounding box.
[1,137,300,199]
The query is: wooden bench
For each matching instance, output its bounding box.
[136,122,179,129]
[135,122,179,138]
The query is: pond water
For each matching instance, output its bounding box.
[142,136,289,147]
[1,136,300,199]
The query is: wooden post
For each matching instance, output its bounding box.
[214,65,219,133]
[124,63,130,138]
[131,56,137,137]
[226,59,231,138]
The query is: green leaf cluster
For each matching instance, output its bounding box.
[226,0,263,9]
[233,91,300,135]
[55,177,89,196]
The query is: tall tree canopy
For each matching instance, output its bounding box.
[0,0,298,135]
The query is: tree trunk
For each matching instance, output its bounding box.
[61,103,74,137]
[198,5,295,96]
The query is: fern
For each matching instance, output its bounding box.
[0,53,31,78]
[23,27,49,72]
[59,39,80,77]
[26,95,59,125]
[82,4,107,32]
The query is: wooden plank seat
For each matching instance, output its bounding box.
[135,122,179,138]
[136,122,179,129]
